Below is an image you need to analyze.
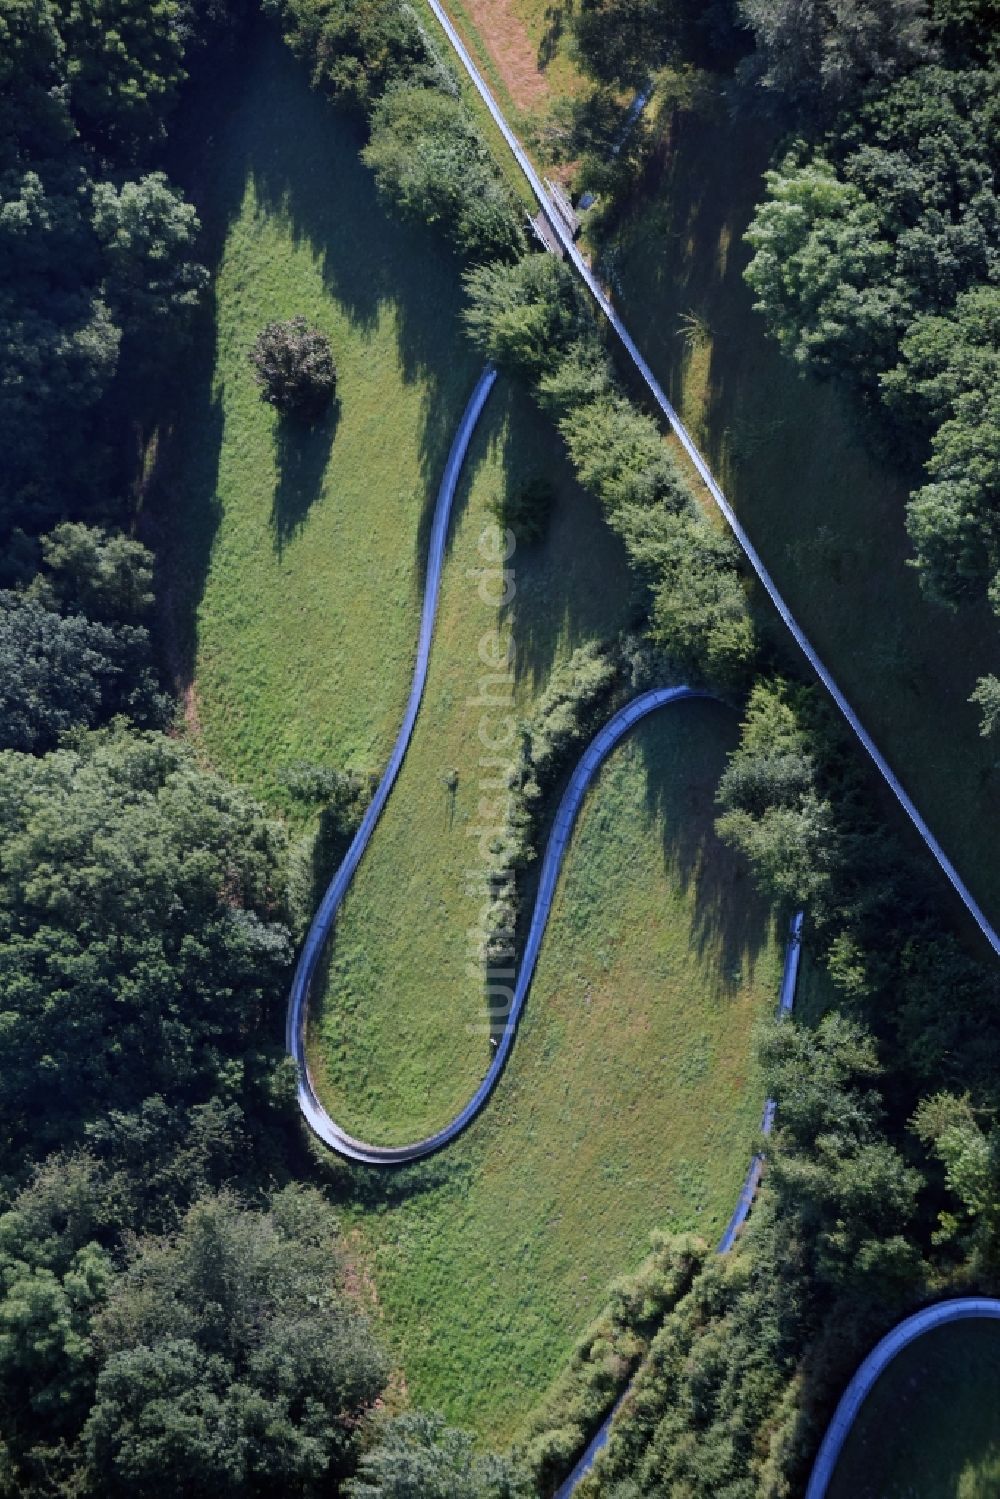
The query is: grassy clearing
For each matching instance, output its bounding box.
[307,375,637,1142]
[156,24,485,809]
[158,23,790,1442]
[828,1319,1000,1498]
[598,100,1000,932]
[338,702,782,1440]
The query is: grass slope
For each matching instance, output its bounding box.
[828,1319,1000,1498]
[157,26,483,807]
[159,25,790,1440]
[307,377,636,1141]
[600,102,1000,931]
[342,703,782,1440]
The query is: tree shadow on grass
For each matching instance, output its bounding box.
[146,40,252,702]
[503,433,641,694]
[446,376,640,696]
[343,1149,476,1208]
[600,100,1000,923]
[152,14,488,695]
[271,398,340,554]
[145,263,227,707]
[233,19,510,663]
[635,697,771,992]
[537,0,568,68]
[492,695,771,1055]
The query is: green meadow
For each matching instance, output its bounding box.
[158,26,483,806]
[158,21,794,1441]
[338,704,784,1440]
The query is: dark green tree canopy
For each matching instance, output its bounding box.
[0,524,166,751]
[53,0,187,158]
[0,592,165,751]
[36,522,156,622]
[85,1189,388,1498]
[744,63,1000,617]
[263,0,432,114]
[463,253,591,380]
[249,316,337,420]
[738,0,932,111]
[0,0,206,531]
[0,730,291,1166]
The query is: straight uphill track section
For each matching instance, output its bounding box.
[421,0,1000,960]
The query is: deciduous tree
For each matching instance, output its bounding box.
[86,1189,388,1497]
[249,316,337,420]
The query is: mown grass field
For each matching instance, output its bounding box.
[159,21,798,1442]
[306,374,638,1142]
[339,703,785,1439]
[157,27,484,809]
[828,1319,1000,1498]
[599,100,1000,932]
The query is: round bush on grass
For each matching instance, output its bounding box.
[249,316,336,419]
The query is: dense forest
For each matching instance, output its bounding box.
[1,0,998,1494]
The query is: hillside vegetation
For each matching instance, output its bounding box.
[155,16,787,1446]
[342,704,783,1440]
[5,0,1000,1494]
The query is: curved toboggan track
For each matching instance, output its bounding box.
[287,366,795,1169]
[287,366,803,1492]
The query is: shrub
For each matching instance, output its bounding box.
[478,642,622,969]
[363,86,525,262]
[463,262,756,691]
[464,254,590,378]
[521,1233,706,1494]
[248,316,337,419]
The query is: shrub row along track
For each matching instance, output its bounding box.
[552,909,803,1498]
[422,0,1000,959]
